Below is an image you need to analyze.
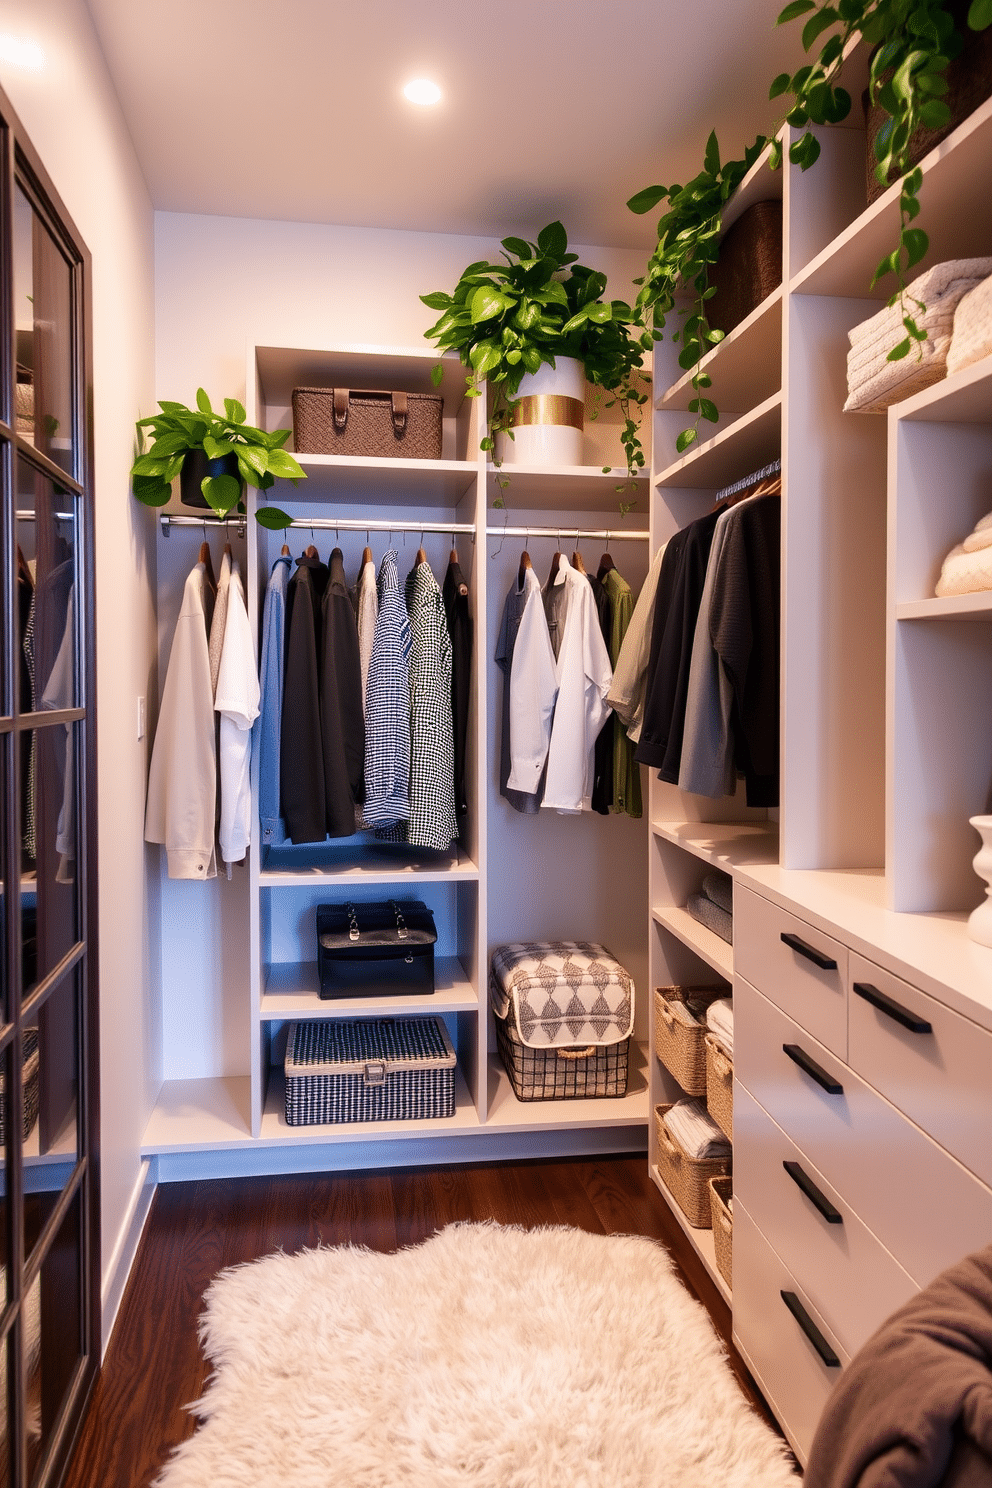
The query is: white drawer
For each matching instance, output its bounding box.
[735,975,992,1287]
[849,952,992,1189]
[735,884,848,1057]
[734,1083,917,1358]
[732,1200,849,1465]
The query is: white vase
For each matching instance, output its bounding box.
[967,815,992,946]
[498,355,585,467]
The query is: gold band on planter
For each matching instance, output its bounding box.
[511,394,584,430]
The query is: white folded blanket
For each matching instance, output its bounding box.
[935,509,992,597]
[706,997,734,1057]
[844,258,992,413]
[947,272,992,377]
[663,1098,732,1160]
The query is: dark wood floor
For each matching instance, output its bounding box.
[62,1153,790,1487]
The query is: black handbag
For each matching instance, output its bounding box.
[315,900,437,999]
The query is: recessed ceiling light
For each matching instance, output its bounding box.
[0,34,45,70]
[403,79,442,107]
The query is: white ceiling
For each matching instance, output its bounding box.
[86,0,803,249]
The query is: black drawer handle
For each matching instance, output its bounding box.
[783,1043,844,1095]
[784,1160,844,1224]
[852,981,932,1035]
[781,1290,841,1367]
[780,932,837,971]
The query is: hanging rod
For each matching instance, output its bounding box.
[485,524,649,541]
[160,514,247,533]
[16,509,74,522]
[159,514,476,535]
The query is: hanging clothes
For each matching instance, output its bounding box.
[353,553,378,709]
[253,551,292,849]
[406,559,457,852]
[542,568,569,661]
[207,548,232,698]
[281,551,329,844]
[215,561,260,869]
[542,555,613,815]
[587,571,614,816]
[506,567,558,802]
[601,566,642,819]
[442,555,472,822]
[40,583,76,882]
[495,568,547,814]
[320,547,365,838]
[144,562,216,879]
[17,553,35,866]
[363,549,412,833]
[678,505,740,799]
[606,541,666,746]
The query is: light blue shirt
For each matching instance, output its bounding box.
[253,553,292,847]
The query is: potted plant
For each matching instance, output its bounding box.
[129,389,304,528]
[420,222,649,483]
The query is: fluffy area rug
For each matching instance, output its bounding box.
[158,1222,799,1488]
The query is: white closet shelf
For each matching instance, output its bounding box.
[721,136,782,234]
[657,287,783,414]
[259,1063,480,1143]
[652,819,780,871]
[791,95,992,300]
[484,1043,650,1132]
[142,1076,253,1153]
[254,342,469,418]
[261,955,478,1019]
[896,594,992,621]
[654,393,781,491]
[650,1163,732,1306]
[486,464,649,511]
[895,355,992,425]
[652,905,734,980]
[259,845,480,886]
[275,453,479,506]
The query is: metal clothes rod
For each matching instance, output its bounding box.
[485,524,649,541]
[159,514,476,535]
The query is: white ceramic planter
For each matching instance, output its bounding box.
[967,814,992,946]
[498,355,585,466]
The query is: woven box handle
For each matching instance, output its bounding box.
[555,1045,596,1060]
[708,1038,733,1080]
[657,1121,682,1163]
[332,388,409,433]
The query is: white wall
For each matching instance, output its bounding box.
[154,211,648,1078]
[0,0,159,1334]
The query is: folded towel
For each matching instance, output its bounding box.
[706,997,734,1058]
[701,870,733,917]
[844,258,992,413]
[963,510,992,553]
[947,272,992,378]
[936,542,992,598]
[686,892,733,945]
[663,1097,732,1160]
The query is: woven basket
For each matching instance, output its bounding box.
[654,1104,731,1229]
[292,387,443,459]
[709,1174,733,1288]
[0,1029,40,1144]
[706,200,783,338]
[494,1007,629,1101]
[652,986,723,1096]
[705,1033,734,1140]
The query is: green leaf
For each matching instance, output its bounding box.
[224,398,246,424]
[266,447,307,479]
[585,302,612,324]
[236,443,268,479]
[202,435,235,461]
[675,427,698,453]
[255,506,293,530]
[699,398,719,422]
[902,226,929,267]
[536,221,568,258]
[777,0,815,21]
[886,337,912,361]
[500,236,533,259]
[470,285,511,323]
[131,476,173,507]
[157,400,192,414]
[201,473,240,514]
[918,98,952,129]
[195,387,213,415]
[131,453,174,478]
[470,341,502,378]
[704,130,721,177]
[769,71,792,98]
[420,291,452,311]
[802,5,839,48]
[969,0,992,28]
[627,184,668,214]
[430,363,444,388]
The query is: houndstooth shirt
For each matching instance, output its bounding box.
[406,560,457,852]
[362,550,411,831]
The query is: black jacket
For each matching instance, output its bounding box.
[320,548,365,837]
[281,553,328,843]
[442,558,472,821]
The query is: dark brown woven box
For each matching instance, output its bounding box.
[292,387,443,459]
[706,200,783,339]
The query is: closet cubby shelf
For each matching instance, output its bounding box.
[896,594,992,622]
[650,1164,732,1306]
[281,453,479,506]
[261,956,478,1019]
[485,1046,650,1132]
[258,847,480,887]
[654,391,781,491]
[895,354,992,426]
[259,1064,481,1144]
[791,94,992,300]
[254,342,469,418]
[657,287,783,415]
[485,463,649,511]
[652,819,779,871]
[143,1076,253,1153]
[652,905,734,980]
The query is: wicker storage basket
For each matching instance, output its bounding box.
[709,1174,733,1288]
[292,387,443,459]
[654,1103,731,1229]
[494,1007,629,1101]
[0,1029,40,1144]
[706,200,783,338]
[705,1033,733,1140]
[283,1016,456,1125]
[652,986,723,1096]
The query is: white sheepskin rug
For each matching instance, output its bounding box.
[158,1222,798,1488]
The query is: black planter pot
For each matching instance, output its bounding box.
[179,448,242,509]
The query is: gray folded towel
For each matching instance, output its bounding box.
[686,892,733,945]
[701,870,733,917]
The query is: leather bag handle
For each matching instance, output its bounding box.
[331,388,409,433]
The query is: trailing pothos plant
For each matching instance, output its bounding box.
[129,389,304,529]
[628,0,992,455]
[420,221,648,499]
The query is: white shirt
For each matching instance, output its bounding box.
[506,566,558,797]
[542,556,613,814]
[354,557,378,709]
[215,563,260,867]
[145,562,217,879]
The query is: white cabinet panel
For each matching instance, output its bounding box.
[848,952,992,1188]
[735,884,848,1057]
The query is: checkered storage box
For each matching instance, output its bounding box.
[284,1017,456,1125]
[489,942,634,1102]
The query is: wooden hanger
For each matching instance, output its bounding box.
[416,545,427,565]
[518,548,532,587]
[449,543,459,564]
[16,545,33,589]
[548,550,563,584]
[571,548,587,575]
[597,550,616,579]
[223,540,233,559]
[199,540,217,595]
[362,545,374,566]
[281,543,290,556]
[305,544,319,560]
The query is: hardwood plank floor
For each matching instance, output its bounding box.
[62,1155,792,1487]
